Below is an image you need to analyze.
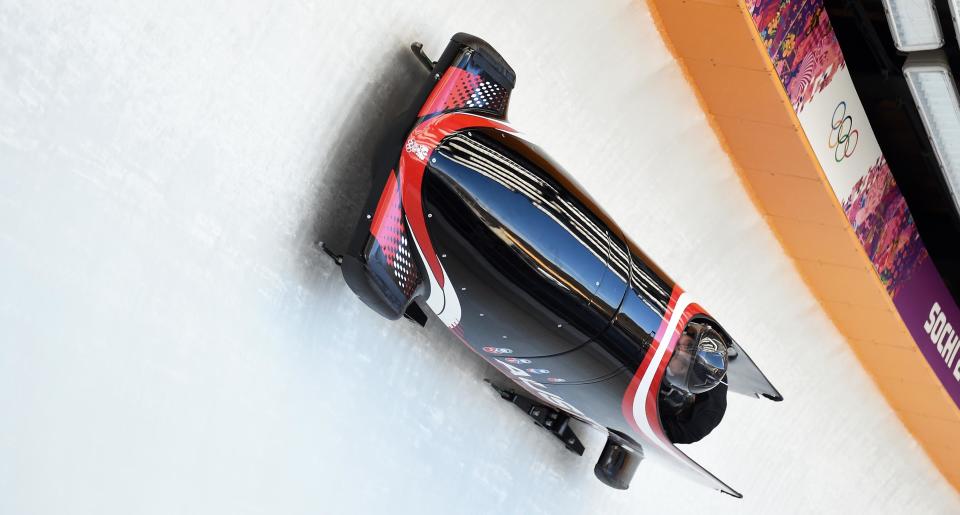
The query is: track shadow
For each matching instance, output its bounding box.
[295,43,428,288]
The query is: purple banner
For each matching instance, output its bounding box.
[895,259,960,403]
[746,0,960,409]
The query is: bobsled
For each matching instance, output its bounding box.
[326,33,782,498]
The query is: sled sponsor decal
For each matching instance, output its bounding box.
[405,138,430,160]
[483,347,513,355]
[493,359,585,418]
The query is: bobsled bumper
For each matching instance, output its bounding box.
[340,33,516,320]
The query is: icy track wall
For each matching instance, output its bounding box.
[1,0,957,514]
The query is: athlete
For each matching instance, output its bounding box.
[658,323,729,444]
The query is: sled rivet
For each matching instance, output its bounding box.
[366,214,372,220]
[434,73,440,80]
[461,287,466,291]
[595,281,600,286]
[427,213,433,218]
[441,253,447,258]
[502,335,508,339]
[479,313,485,317]
[557,324,563,328]
[467,132,472,137]
[431,158,436,163]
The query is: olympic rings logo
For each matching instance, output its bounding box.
[828,101,859,162]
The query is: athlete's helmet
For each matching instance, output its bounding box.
[664,323,728,395]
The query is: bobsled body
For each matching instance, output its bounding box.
[337,33,781,498]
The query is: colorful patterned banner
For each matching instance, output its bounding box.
[746,0,960,408]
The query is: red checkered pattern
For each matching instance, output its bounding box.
[419,67,510,117]
[370,171,420,296]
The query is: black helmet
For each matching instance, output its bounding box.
[664,323,728,395]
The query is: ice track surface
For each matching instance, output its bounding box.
[1,1,958,513]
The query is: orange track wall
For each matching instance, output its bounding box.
[645,0,959,489]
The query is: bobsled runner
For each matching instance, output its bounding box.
[324,33,782,498]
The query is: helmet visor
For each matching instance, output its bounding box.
[664,325,728,395]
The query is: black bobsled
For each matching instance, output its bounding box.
[326,33,782,498]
